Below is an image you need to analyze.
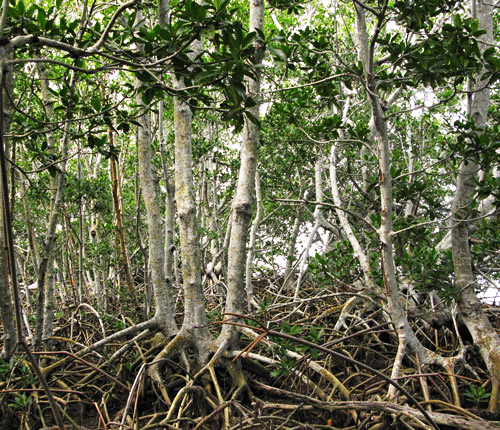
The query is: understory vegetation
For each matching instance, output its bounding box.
[3,282,500,430]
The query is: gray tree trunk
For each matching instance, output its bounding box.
[219,0,264,345]
[33,62,73,352]
[172,73,210,363]
[352,2,465,382]
[135,71,176,335]
[451,0,500,411]
[0,57,16,359]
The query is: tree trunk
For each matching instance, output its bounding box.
[136,87,177,335]
[245,171,262,310]
[172,74,210,361]
[282,203,303,292]
[158,101,176,303]
[219,0,264,345]
[33,62,73,352]
[352,1,464,378]
[451,0,500,411]
[110,154,134,292]
[0,57,16,359]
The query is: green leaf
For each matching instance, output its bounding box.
[91,97,100,112]
[117,122,130,133]
[142,88,155,105]
[17,0,25,15]
[48,164,59,178]
[269,46,287,62]
[191,1,207,22]
[88,134,105,149]
[223,108,240,122]
[212,0,229,11]
[25,4,35,18]
[229,78,246,100]
[224,86,240,105]
[483,47,496,59]
[244,111,261,128]
[136,71,154,83]
[192,69,219,83]
[241,31,256,49]
[37,7,47,29]
[68,19,79,33]
[245,97,257,108]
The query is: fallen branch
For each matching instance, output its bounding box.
[251,380,500,430]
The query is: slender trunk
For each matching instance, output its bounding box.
[110,154,134,292]
[357,3,416,387]
[86,153,105,303]
[0,58,16,359]
[42,259,55,350]
[172,74,210,365]
[330,144,381,295]
[245,171,262,310]
[19,150,39,281]
[173,77,205,329]
[77,142,84,303]
[135,160,150,314]
[202,159,225,286]
[101,84,135,295]
[159,102,176,295]
[33,63,74,352]
[294,161,324,301]
[136,90,176,334]
[404,121,415,218]
[134,10,176,334]
[157,3,176,317]
[282,204,302,291]
[452,0,500,411]
[352,2,460,382]
[220,0,264,343]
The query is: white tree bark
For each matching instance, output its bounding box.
[219,0,264,344]
[136,100,177,333]
[172,74,210,361]
[245,171,262,310]
[294,160,330,301]
[135,10,176,334]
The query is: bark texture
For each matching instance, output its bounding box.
[220,0,264,342]
[451,0,500,411]
[136,87,176,334]
[0,59,16,359]
[172,74,209,358]
[352,2,463,375]
[133,9,177,333]
[33,62,73,352]
[245,171,262,310]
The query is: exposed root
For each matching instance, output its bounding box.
[4,285,500,430]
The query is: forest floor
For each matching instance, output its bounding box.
[2,278,500,430]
